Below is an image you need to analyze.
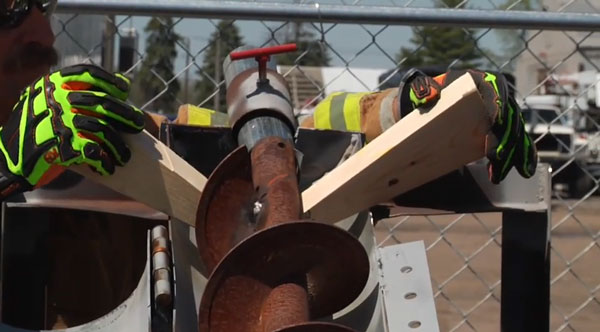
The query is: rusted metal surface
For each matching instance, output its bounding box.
[260,284,310,331]
[198,222,369,332]
[195,137,302,273]
[250,137,302,229]
[195,146,256,274]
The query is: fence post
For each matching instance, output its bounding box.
[501,211,551,332]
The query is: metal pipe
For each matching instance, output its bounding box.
[56,0,600,31]
[260,284,310,331]
[223,46,297,141]
[237,117,293,151]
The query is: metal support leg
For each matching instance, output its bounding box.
[501,211,550,332]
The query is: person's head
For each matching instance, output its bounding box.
[0,0,58,92]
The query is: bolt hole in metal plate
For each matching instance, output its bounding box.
[409,321,422,328]
[378,241,439,331]
[404,292,417,300]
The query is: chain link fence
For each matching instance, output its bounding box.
[53,1,600,331]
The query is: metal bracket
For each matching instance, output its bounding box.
[378,241,440,332]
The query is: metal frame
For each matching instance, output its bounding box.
[388,163,552,332]
[0,124,551,331]
[501,211,550,332]
[56,0,600,31]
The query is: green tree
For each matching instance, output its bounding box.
[275,22,331,67]
[196,20,244,112]
[133,17,181,115]
[396,0,482,69]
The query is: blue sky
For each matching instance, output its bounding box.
[105,0,525,78]
[54,0,596,80]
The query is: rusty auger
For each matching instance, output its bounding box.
[195,44,370,332]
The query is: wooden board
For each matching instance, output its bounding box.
[74,130,207,227]
[302,73,490,224]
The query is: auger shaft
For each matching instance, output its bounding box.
[196,44,369,332]
[250,137,301,229]
[261,284,310,331]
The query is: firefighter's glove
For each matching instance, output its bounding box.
[398,69,537,184]
[0,64,144,195]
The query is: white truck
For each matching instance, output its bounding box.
[521,95,594,197]
[557,71,600,186]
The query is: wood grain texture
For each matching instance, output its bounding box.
[73,130,207,226]
[302,73,490,224]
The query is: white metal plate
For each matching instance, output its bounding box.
[378,241,439,332]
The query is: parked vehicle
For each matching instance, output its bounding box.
[521,95,594,197]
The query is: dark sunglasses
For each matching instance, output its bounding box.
[0,0,56,28]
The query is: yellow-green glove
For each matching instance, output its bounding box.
[0,64,144,197]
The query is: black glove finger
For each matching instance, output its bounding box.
[72,115,131,166]
[398,68,435,117]
[486,106,523,185]
[470,71,506,119]
[81,141,116,175]
[68,91,144,133]
[487,143,518,184]
[59,64,130,99]
[487,96,523,164]
[408,75,442,107]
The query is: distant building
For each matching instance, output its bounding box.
[278,65,388,112]
[51,14,105,68]
[118,28,139,73]
[51,15,141,74]
[515,0,600,96]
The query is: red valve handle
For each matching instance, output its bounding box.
[230,44,298,82]
[229,44,298,60]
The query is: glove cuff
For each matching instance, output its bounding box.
[0,161,31,200]
[397,68,427,119]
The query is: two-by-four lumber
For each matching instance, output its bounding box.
[74,130,207,227]
[302,73,490,223]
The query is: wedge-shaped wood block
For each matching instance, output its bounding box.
[302,73,490,223]
[74,130,207,227]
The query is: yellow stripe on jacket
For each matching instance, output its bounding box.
[300,88,399,142]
